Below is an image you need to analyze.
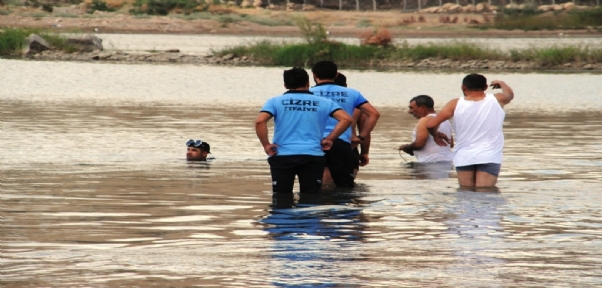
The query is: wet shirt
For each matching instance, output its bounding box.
[412,114,453,163]
[260,90,342,156]
[310,83,368,143]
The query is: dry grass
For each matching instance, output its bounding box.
[359,27,392,46]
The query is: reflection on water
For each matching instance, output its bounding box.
[1,60,601,287]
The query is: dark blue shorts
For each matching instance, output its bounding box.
[455,163,501,177]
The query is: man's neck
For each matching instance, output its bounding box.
[288,87,309,92]
[464,90,486,99]
[315,78,335,85]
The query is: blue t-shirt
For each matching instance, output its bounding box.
[309,83,369,143]
[260,90,342,157]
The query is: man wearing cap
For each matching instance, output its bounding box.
[186,139,211,161]
[255,67,352,194]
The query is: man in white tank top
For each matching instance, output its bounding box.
[426,74,515,188]
[399,95,454,163]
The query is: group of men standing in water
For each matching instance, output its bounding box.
[251,60,514,193]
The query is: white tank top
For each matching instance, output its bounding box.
[453,94,505,166]
[412,113,453,163]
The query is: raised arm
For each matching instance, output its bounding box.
[491,80,514,108]
[255,112,277,156]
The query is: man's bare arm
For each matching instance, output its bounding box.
[356,102,380,138]
[325,110,353,142]
[255,112,277,156]
[399,116,430,155]
[350,109,362,148]
[426,99,457,136]
[491,80,514,108]
[426,99,457,146]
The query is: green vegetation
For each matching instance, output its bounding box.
[130,0,199,15]
[212,20,602,68]
[89,0,116,12]
[482,7,602,31]
[0,28,71,56]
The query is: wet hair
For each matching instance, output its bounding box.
[333,72,347,87]
[462,73,488,91]
[410,95,434,109]
[311,60,338,80]
[283,67,309,89]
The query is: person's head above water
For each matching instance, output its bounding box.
[186,139,211,161]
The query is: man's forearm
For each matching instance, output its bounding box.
[326,120,352,142]
[359,115,378,138]
[427,126,438,137]
[359,134,371,155]
[255,122,270,146]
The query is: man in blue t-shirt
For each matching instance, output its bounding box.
[310,61,381,187]
[255,67,352,194]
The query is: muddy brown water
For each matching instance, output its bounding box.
[1,59,601,287]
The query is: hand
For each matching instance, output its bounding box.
[490,80,503,89]
[433,132,451,147]
[398,144,414,156]
[263,143,278,156]
[359,153,369,166]
[350,136,362,149]
[321,139,333,151]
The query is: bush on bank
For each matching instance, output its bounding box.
[213,40,602,68]
[483,7,602,31]
[0,28,70,56]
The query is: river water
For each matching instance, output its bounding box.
[2,43,602,286]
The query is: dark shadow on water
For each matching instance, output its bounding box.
[456,186,501,193]
[405,161,454,180]
[260,189,369,287]
[264,190,368,241]
[443,188,508,280]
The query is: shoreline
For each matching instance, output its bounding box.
[3,10,601,72]
[14,49,601,72]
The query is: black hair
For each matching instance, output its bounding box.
[311,60,338,80]
[410,95,434,109]
[283,67,309,89]
[333,72,347,87]
[462,73,488,91]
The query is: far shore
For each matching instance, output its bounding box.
[2,7,601,72]
[2,9,601,38]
